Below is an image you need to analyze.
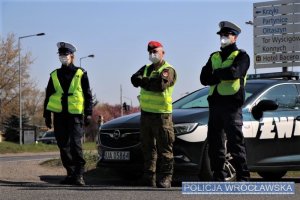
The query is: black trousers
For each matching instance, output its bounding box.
[207,103,250,181]
[53,113,86,177]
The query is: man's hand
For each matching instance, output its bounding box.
[45,117,52,129]
[84,115,92,126]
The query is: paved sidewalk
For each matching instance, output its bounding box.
[0,156,64,183]
[0,151,60,157]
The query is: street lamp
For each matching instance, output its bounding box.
[245,20,257,74]
[18,32,45,145]
[245,20,254,25]
[80,54,95,67]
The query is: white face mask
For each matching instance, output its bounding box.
[59,55,71,66]
[149,53,161,63]
[220,36,231,48]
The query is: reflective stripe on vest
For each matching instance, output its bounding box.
[208,50,246,96]
[140,62,176,113]
[46,69,85,114]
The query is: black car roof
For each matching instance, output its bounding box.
[247,79,300,85]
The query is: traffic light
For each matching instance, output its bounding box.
[123,102,130,111]
[123,102,127,111]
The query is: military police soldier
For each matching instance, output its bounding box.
[131,41,177,188]
[200,21,250,181]
[43,42,93,186]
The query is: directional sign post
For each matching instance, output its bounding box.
[253,0,300,69]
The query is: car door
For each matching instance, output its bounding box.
[246,83,300,168]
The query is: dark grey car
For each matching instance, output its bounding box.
[97,72,300,181]
[38,131,56,144]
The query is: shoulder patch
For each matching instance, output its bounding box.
[162,69,169,77]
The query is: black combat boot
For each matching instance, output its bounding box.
[73,175,85,186]
[157,175,172,188]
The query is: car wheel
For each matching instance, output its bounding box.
[198,142,236,181]
[257,171,287,180]
[224,153,236,181]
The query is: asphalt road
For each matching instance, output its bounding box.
[0,153,299,200]
[1,181,299,200]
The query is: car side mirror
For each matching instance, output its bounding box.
[251,100,278,120]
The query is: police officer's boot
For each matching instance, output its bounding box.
[157,175,172,188]
[73,175,85,186]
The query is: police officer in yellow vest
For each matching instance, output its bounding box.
[131,41,177,188]
[43,42,93,186]
[200,21,250,181]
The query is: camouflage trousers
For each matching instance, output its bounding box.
[140,112,175,177]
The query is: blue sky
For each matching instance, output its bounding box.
[1,0,296,106]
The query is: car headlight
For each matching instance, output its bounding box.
[173,123,198,135]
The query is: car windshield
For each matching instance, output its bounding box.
[173,82,266,109]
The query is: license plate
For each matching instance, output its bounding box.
[104,151,130,161]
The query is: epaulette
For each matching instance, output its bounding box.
[77,67,87,73]
[210,51,220,57]
[50,69,57,75]
[239,49,246,53]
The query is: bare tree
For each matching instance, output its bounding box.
[0,33,44,128]
[23,87,45,126]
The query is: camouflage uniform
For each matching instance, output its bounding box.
[131,61,176,187]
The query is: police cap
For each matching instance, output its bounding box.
[57,41,77,55]
[217,21,241,35]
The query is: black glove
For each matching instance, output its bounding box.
[84,115,92,126]
[131,75,142,87]
[213,69,222,79]
[45,117,52,129]
[140,77,149,88]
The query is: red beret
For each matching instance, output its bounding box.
[147,41,163,51]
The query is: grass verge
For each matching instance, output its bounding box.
[0,141,96,154]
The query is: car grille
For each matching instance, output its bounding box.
[99,128,140,149]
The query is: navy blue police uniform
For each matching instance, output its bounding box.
[43,42,93,186]
[200,21,251,181]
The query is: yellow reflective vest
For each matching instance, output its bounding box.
[46,68,85,114]
[140,62,176,113]
[209,50,246,96]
